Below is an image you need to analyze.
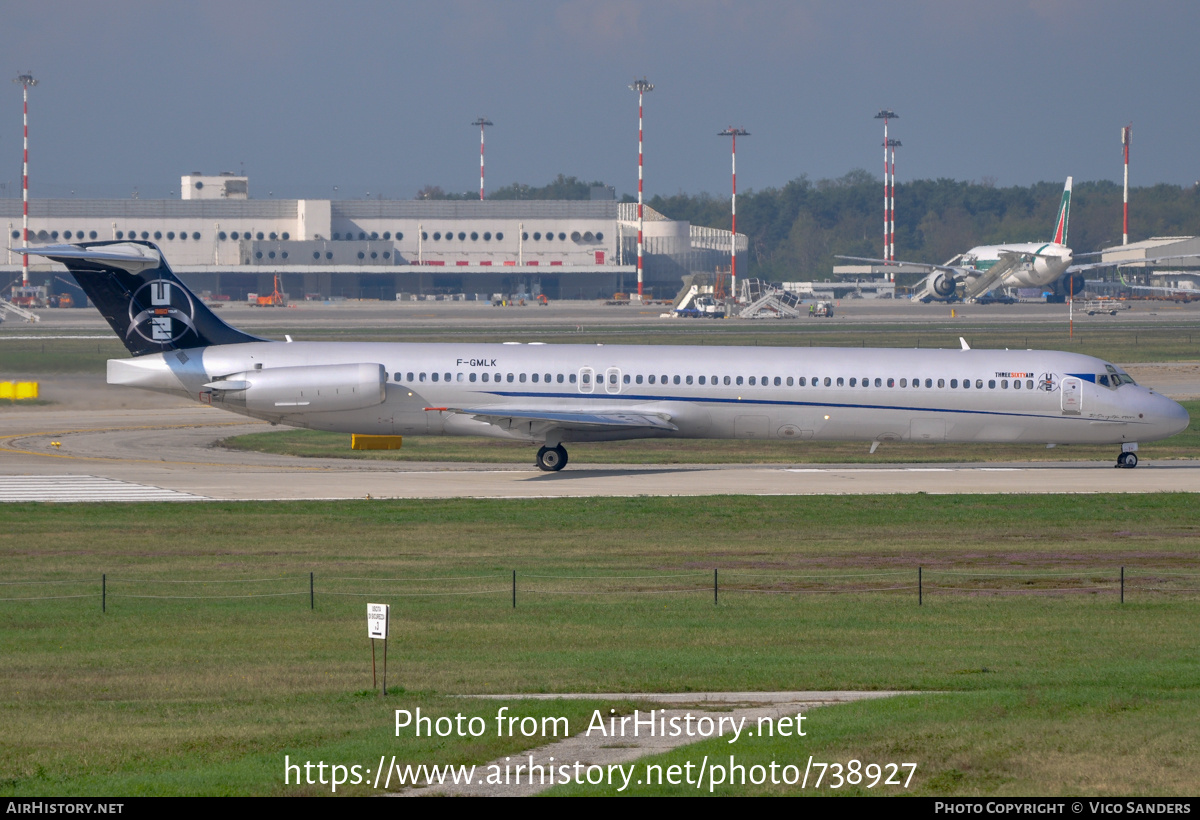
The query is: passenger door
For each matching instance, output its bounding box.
[1061,377,1082,415]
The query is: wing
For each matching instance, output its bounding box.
[835,255,974,276]
[836,255,992,302]
[439,406,678,438]
[1066,253,1200,274]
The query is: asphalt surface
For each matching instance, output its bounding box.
[2,403,1199,501]
[14,294,1200,332]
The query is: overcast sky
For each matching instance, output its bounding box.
[4,0,1198,200]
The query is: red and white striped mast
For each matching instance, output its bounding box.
[472,117,492,200]
[885,137,901,274]
[719,128,749,296]
[874,109,897,261]
[1122,124,1132,245]
[14,72,37,287]
[630,78,653,297]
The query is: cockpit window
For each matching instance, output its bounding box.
[1105,364,1136,387]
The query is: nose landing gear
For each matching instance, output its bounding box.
[536,444,569,472]
[1116,451,1139,469]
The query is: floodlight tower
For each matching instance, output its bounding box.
[874,109,897,261]
[1122,124,1132,245]
[719,128,750,296]
[472,117,493,200]
[885,137,901,272]
[629,77,653,297]
[14,72,37,286]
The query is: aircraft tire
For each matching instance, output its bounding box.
[536,444,568,472]
[1116,452,1138,469]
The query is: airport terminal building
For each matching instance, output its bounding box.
[1,174,745,302]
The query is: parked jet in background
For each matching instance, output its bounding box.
[840,178,1187,302]
[17,241,1189,470]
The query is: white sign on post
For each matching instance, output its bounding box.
[368,603,389,639]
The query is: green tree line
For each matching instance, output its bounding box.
[416,174,607,202]
[419,171,1200,281]
[650,172,1200,281]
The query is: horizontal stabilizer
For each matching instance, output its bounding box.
[16,242,163,273]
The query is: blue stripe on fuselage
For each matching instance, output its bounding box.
[455,389,1142,425]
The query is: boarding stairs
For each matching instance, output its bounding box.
[737,279,803,319]
[0,297,39,323]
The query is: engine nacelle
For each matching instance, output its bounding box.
[930,272,958,299]
[1057,273,1086,298]
[206,362,386,414]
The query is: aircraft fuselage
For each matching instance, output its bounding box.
[109,341,1188,448]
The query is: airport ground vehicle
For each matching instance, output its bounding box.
[1080,300,1130,315]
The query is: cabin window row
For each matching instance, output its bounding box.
[391,371,1038,391]
[396,371,579,384]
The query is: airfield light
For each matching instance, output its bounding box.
[629,78,653,297]
[14,72,37,287]
[472,118,493,201]
[875,110,898,262]
[719,128,750,297]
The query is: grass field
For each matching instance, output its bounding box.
[218,399,1200,465]
[2,495,1198,796]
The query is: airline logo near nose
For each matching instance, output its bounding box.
[127,279,198,345]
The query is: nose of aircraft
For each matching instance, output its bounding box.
[1154,393,1190,439]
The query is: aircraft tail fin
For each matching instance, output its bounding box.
[1052,176,1072,245]
[15,241,265,356]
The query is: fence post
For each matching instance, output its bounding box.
[1120,566,1124,604]
[102,574,106,613]
[512,570,516,609]
[918,567,922,606]
[310,572,314,610]
[714,569,718,606]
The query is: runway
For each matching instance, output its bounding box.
[2,406,1198,501]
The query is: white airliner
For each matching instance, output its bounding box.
[841,178,1190,302]
[19,241,1189,470]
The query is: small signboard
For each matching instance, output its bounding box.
[368,603,389,639]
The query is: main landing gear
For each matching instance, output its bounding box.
[1115,451,1139,469]
[536,444,569,472]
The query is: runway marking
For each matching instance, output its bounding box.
[0,475,205,502]
[787,467,963,473]
[0,423,335,471]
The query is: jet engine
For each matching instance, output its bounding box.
[929,272,958,299]
[1057,273,1086,299]
[206,363,386,414]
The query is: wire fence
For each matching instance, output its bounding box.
[0,566,1198,610]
